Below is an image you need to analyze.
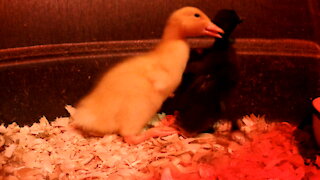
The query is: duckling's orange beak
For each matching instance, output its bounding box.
[204,23,224,38]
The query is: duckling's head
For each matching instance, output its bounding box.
[163,7,224,40]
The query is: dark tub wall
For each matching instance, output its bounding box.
[0,0,319,49]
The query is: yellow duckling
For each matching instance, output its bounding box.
[72,6,224,138]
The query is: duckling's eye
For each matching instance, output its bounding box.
[194,13,200,18]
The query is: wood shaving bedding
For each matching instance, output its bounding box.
[0,110,320,179]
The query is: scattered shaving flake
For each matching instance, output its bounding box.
[213,119,232,134]
[65,105,76,117]
[237,114,269,135]
[51,117,70,127]
[4,144,17,158]
[0,124,7,134]
[0,136,5,147]
[161,168,174,180]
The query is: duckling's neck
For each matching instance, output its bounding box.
[161,25,185,41]
[153,25,190,74]
[154,24,190,57]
